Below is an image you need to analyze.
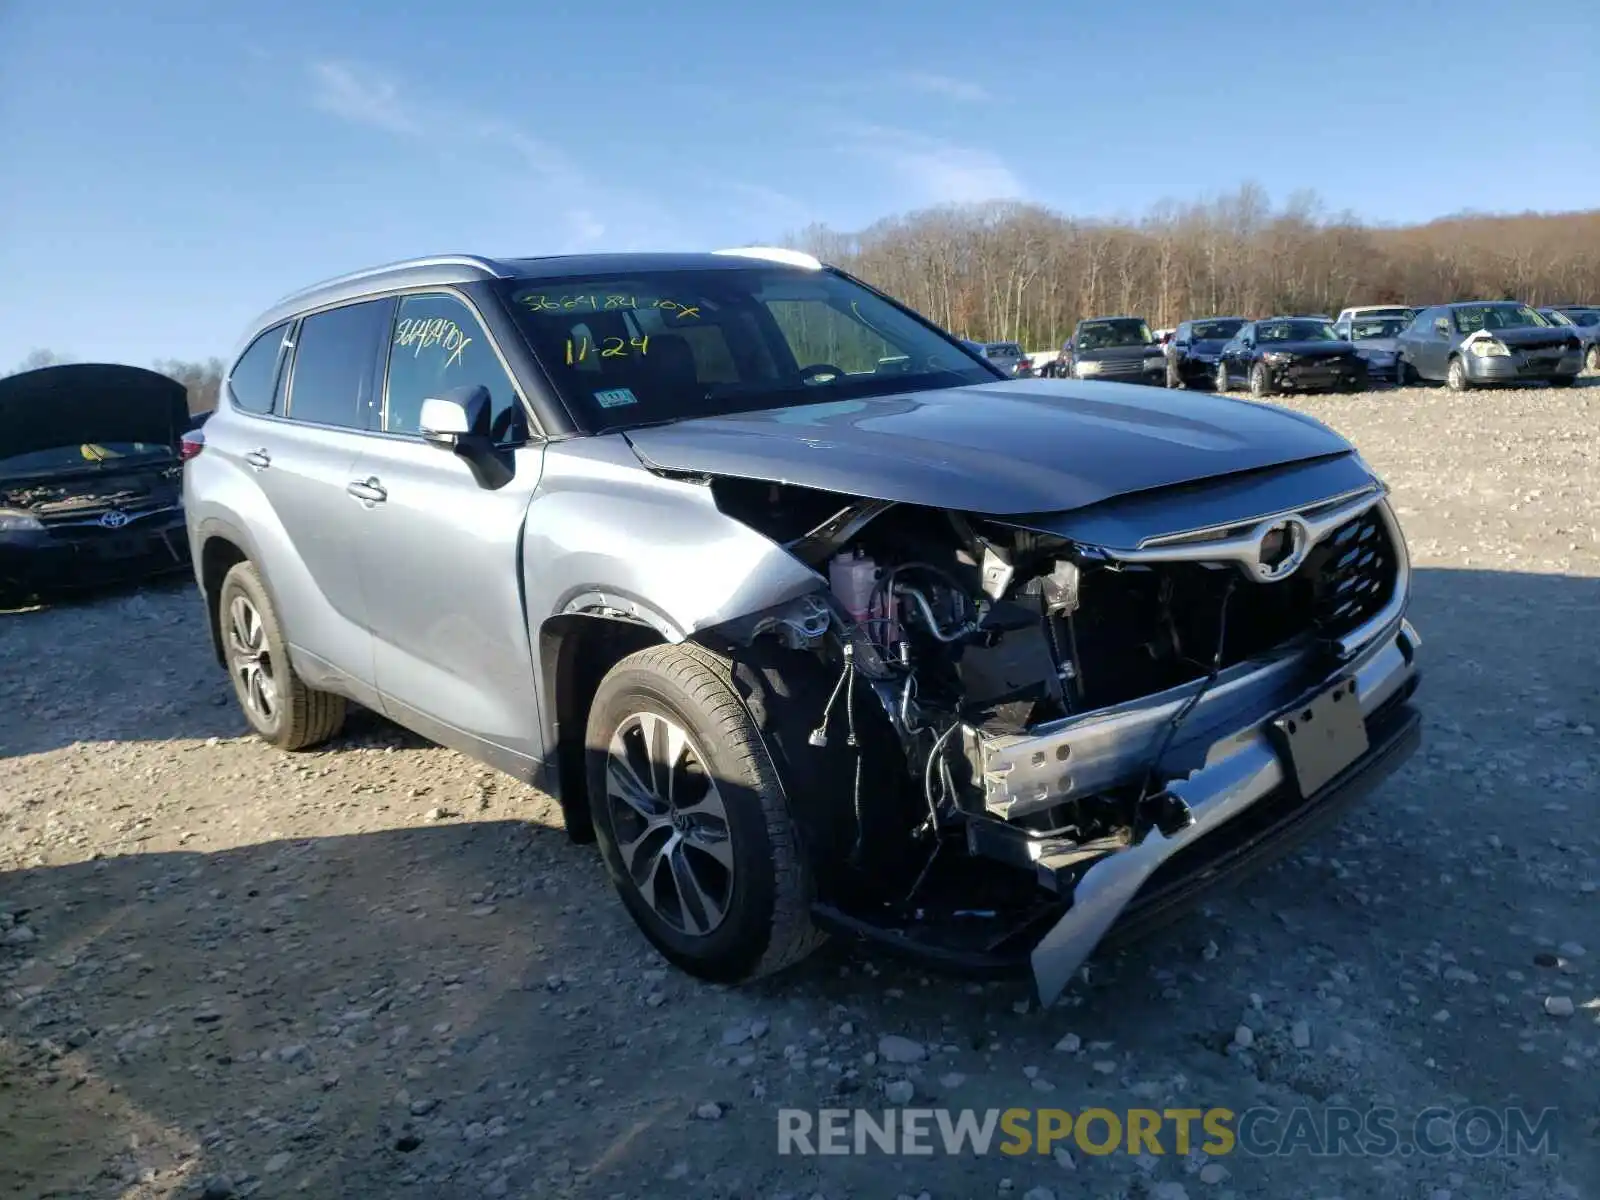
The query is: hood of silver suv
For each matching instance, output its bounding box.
[623,379,1352,515]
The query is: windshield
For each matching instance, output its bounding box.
[500,268,997,432]
[1076,319,1154,350]
[1453,304,1546,334]
[1257,319,1337,342]
[984,343,1023,358]
[1350,317,1407,339]
[1191,319,1243,341]
[0,442,174,480]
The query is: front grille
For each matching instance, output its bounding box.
[1307,507,1396,636]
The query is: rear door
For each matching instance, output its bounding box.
[242,299,390,695]
[349,290,549,761]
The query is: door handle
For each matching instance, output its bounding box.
[346,477,387,504]
[244,449,271,470]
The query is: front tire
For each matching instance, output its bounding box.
[1586,345,1599,374]
[586,643,824,983]
[1215,362,1230,393]
[217,561,346,750]
[1249,362,1274,399]
[1446,355,1470,392]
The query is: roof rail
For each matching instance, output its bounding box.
[272,253,506,306]
[711,245,823,270]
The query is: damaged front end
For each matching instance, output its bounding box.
[699,455,1421,1005]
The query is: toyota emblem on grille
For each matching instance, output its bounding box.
[1251,515,1310,582]
[99,510,132,529]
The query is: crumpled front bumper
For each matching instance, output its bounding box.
[1026,616,1422,1005]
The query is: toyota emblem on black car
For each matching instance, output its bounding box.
[99,510,132,529]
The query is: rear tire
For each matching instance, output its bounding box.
[1446,355,1470,392]
[1249,362,1274,399]
[586,642,824,984]
[217,561,346,750]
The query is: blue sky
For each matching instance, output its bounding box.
[2,0,1595,369]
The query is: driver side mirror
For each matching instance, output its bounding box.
[420,385,491,450]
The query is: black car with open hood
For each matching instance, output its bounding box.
[0,363,194,604]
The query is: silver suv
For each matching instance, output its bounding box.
[186,248,1421,1002]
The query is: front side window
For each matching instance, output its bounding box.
[384,293,525,442]
[229,321,290,415]
[500,268,995,432]
[285,300,390,429]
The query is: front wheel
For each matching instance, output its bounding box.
[217,561,346,750]
[1249,362,1274,399]
[586,643,824,983]
[1215,362,1230,392]
[1586,345,1599,374]
[1446,355,1470,392]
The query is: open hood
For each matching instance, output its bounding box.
[0,364,188,462]
[623,378,1353,516]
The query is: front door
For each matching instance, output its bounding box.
[350,290,549,763]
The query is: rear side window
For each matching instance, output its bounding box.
[382,293,524,442]
[285,300,390,429]
[228,322,290,415]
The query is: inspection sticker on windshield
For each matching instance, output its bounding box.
[593,387,638,409]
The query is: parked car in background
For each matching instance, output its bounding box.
[1164,317,1246,388]
[1538,306,1600,373]
[966,340,1034,377]
[0,363,193,607]
[1395,302,1583,390]
[184,247,1421,1006]
[1331,306,1415,341]
[1215,318,1368,397]
[1061,316,1165,385]
[1346,313,1411,384]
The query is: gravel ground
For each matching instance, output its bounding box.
[2,381,1598,1200]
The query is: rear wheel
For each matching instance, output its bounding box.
[1248,362,1273,399]
[217,561,346,750]
[1446,355,1470,392]
[586,643,824,983]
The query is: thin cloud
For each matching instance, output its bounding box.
[891,71,991,103]
[308,61,421,136]
[843,123,1025,205]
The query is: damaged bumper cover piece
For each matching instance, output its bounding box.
[1019,616,1421,1005]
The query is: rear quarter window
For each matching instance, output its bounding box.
[228,322,290,415]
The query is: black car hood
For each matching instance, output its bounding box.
[624,379,1353,516]
[0,364,188,461]
[1261,340,1356,358]
[1074,345,1161,363]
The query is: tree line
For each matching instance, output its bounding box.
[789,184,1600,349]
[6,349,223,416]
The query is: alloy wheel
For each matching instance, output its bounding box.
[605,711,734,936]
[226,594,278,725]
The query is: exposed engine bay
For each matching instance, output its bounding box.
[704,473,1417,993]
[2,461,183,519]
